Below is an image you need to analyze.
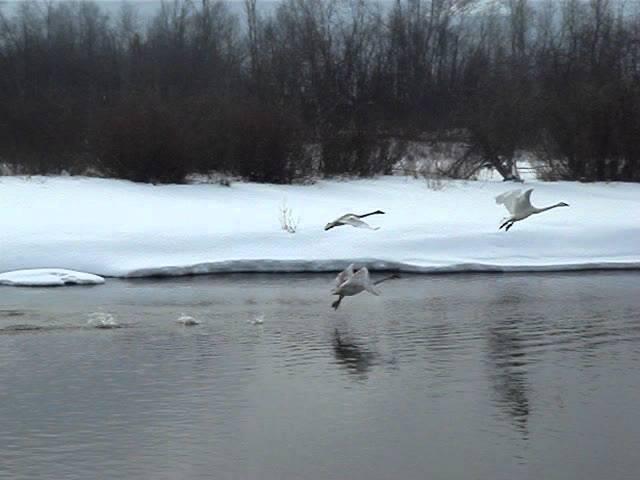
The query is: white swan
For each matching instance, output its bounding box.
[331,264,399,310]
[496,188,569,231]
[324,210,385,231]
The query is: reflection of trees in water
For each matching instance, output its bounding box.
[485,291,531,437]
[332,329,376,379]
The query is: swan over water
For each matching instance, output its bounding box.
[331,264,400,310]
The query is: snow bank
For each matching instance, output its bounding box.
[0,176,638,277]
[0,268,105,287]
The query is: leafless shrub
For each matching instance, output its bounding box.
[185,172,234,186]
[96,100,189,184]
[394,141,457,189]
[1,0,640,182]
[279,198,300,234]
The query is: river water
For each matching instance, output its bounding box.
[1,272,639,480]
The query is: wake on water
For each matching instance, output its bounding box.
[87,312,121,329]
[177,314,200,326]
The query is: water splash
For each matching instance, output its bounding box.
[87,312,120,329]
[177,314,200,326]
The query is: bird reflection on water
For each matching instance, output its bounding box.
[331,328,377,378]
[485,293,531,437]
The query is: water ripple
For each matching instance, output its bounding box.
[0,273,640,480]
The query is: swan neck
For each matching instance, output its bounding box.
[358,211,382,218]
[535,203,563,213]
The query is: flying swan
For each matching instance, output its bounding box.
[331,264,400,310]
[324,210,385,231]
[496,188,569,231]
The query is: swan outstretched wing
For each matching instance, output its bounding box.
[340,215,379,230]
[352,267,381,296]
[335,263,355,287]
[352,266,370,282]
[517,188,535,210]
[495,189,523,215]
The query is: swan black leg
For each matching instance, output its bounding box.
[499,219,511,230]
[332,296,343,310]
[505,221,515,231]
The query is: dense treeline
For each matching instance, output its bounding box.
[0,0,639,183]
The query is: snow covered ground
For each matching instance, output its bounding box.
[0,175,638,281]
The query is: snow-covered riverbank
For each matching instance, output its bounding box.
[1,175,638,282]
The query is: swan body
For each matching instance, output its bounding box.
[324,210,385,231]
[496,188,569,231]
[331,264,399,309]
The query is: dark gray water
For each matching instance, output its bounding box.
[1,272,640,480]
